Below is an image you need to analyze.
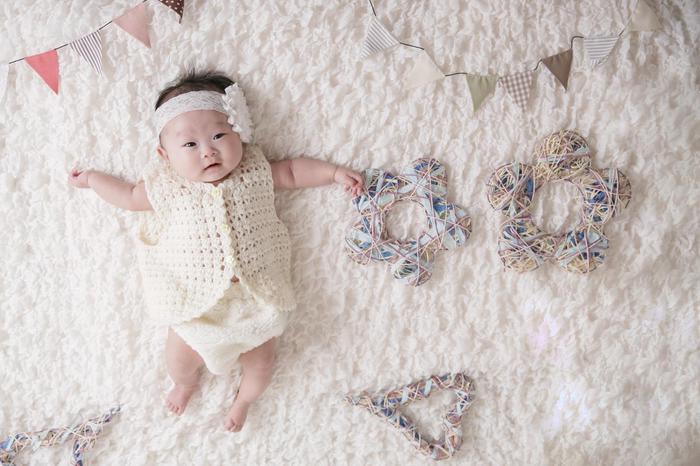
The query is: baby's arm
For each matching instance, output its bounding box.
[68,169,153,211]
[271,158,363,196]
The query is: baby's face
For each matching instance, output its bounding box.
[157,109,243,184]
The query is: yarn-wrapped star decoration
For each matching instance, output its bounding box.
[486,130,632,273]
[0,406,121,466]
[345,373,476,461]
[345,158,472,286]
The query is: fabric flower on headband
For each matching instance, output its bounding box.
[223,83,253,144]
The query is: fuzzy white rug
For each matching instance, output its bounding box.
[1,0,699,464]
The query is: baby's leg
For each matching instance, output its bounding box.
[224,337,277,432]
[165,327,204,415]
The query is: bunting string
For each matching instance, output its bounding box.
[363,0,661,113]
[1,0,185,95]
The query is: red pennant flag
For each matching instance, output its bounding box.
[25,49,59,94]
[113,3,151,48]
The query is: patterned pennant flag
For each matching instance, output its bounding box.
[0,63,8,103]
[500,71,534,111]
[114,3,151,48]
[465,73,497,112]
[403,50,444,90]
[25,49,60,94]
[70,31,103,75]
[583,35,619,66]
[628,0,661,31]
[542,49,573,90]
[362,15,399,59]
[159,0,184,23]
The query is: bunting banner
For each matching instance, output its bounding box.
[113,3,151,48]
[361,0,661,114]
[1,0,184,97]
[25,49,60,94]
[70,31,104,75]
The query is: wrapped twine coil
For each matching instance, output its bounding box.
[345,373,475,461]
[486,130,632,273]
[345,158,472,286]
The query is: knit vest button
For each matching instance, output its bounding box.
[220,223,231,234]
[210,187,222,198]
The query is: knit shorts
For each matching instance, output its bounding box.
[171,283,288,375]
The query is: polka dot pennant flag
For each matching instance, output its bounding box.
[159,0,185,23]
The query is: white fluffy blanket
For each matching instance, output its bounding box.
[1,0,698,464]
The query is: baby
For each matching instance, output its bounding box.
[68,70,363,432]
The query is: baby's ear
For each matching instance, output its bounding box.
[156,145,169,162]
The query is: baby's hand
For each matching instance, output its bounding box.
[334,167,364,197]
[68,168,92,189]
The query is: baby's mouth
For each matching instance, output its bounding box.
[205,163,221,170]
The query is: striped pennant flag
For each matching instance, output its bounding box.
[361,15,399,59]
[70,31,103,75]
[0,63,8,103]
[500,71,534,111]
[159,0,184,23]
[583,35,619,66]
[25,49,60,94]
[628,0,661,31]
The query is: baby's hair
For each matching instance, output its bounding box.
[154,69,235,110]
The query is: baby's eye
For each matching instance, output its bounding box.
[183,142,196,148]
[213,133,226,140]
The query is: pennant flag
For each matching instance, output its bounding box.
[628,0,661,31]
[70,31,104,75]
[25,49,60,94]
[114,3,151,48]
[584,35,620,66]
[361,15,399,59]
[500,71,534,111]
[542,49,573,90]
[159,0,184,23]
[0,63,8,103]
[465,73,497,112]
[403,50,444,90]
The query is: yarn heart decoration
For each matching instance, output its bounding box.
[345,373,475,461]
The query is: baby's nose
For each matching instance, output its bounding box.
[200,146,217,158]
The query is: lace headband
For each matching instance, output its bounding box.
[154,83,253,143]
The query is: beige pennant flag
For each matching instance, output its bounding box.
[465,73,497,112]
[0,63,8,103]
[628,0,661,31]
[403,50,444,90]
[542,49,573,90]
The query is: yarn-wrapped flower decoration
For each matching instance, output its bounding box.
[486,130,632,273]
[222,83,254,143]
[346,158,472,286]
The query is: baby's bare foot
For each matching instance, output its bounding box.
[166,384,197,415]
[225,397,251,432]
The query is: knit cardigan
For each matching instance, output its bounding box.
[136,144,296,325]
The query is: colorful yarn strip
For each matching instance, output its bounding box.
[346,158,472,286]
[345,373,475,461]
[486,130,632,273]
[0,406,121,466]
